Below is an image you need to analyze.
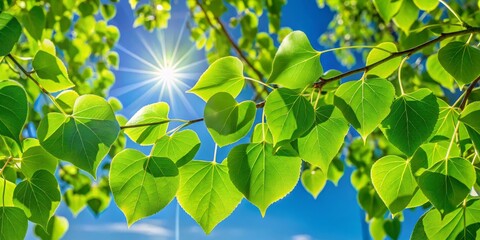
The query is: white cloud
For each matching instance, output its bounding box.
[81,221,172,237]
[292,234,313,240]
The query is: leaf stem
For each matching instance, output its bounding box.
[397,56,410,95]
[459,76,480,110]
[314,27,480,87]
[439,0,465,26]
[212,144,218,164]
[0,157,12,176]
[194,0,269,96]
[6,54,67,115]
[244,77,274,90]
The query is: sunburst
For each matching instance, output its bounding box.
[112,16,206,116]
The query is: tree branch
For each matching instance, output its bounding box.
[120,101,266,130]
[459,76,480,110]
[314,27,480,87]
[7,54,67,115]
[194,0,270,97]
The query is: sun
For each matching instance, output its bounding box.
[157,65,179,84]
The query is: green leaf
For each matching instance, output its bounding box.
[64,189,88,216]
[410,141,460,177]
[301,168,327,199]
[438,41,480,86]
[32,50,75,92]
[0,13,22,56]
[426,54,455,91]
[38,95,120,176]
[380,89,439,156]
[0,207,28,240]
[110,149,178,226]
[0,80,28,145]
[188,56,245,101]
[21,6,45,40]
[358,185,388,219]
[227,143,302,215]
[151,130,200,167]
[124,102,169,145]
[431,99,460,141]
[418,158,476,214]
[34,216,69,240]
[297,105,348,172]
[327,158,344,186]
[413,0,439,11]
[264,88,315,146]
[412,199,480,240]
[373,0,403,23]
[267,31,322,89]
[13,170,60,228]
[204,92,256,146]
[251,123,273,144]
[366,43,401,78]
[371,155,417,214]
[86,185,111,216]
[393,0,418,33]
[21,138,57,179]
[0,178,15,206]
[55,90,79,114]
[177,160,242,234]
[460,101,480,134]
[334,78,395,139]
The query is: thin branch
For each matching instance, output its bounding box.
[459,76,480,110]
[314,27,480,87]
[7,54,67,115]
[194,0,269,95]
[120,101,266,130]
[0,157,12,176]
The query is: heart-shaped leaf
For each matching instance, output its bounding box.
[204,92,256,146]
[110,149,178,226]
[124,102,169,145]
[334,78,395,139]
[268,31,322,89]
[265,88,315,146]
[151,130,200,167]
[438,41,480,86]
[373,0,402,23]
[297,105,348,172]
[413,0,438,11]
[32,50,74,92]
[227,143,302,215]
[412,199,480,240]
[381,89,439,156]
[177,160,242,234]
[301,168,327,199]
[37,94,120,176]
[189,56,245,101]
[21,6,45,40]
[13,170,61,228]
[418,158,476,214]
[0,80,28,146]
[371,155,417,214]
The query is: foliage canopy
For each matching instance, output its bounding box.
[1,0,480,239]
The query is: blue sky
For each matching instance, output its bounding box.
[27,1,424,239]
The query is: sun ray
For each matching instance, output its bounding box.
[116,67,161,75]
[116,44,162,71]
[171,15,189,64]
[112,76,162,96]
[138,35,165,69]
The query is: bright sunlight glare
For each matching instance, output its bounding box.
[157,65,179,84]
[112,15,206,115]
